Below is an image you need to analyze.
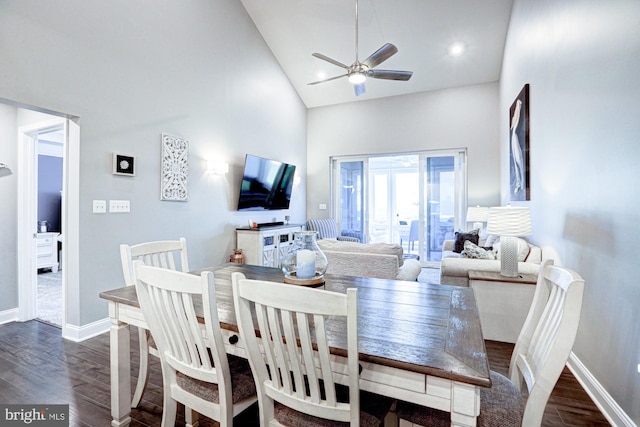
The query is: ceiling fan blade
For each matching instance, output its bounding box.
[367,69,413,81]
[362,43,398,69]
[312,53,350,69]
[354,82,366,96]
[308,74,348,85]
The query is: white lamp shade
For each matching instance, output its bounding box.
[466,206,489,223]
[486,206,531,237]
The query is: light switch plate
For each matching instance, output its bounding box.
[93,200,106,214]
[109,200,130,213]
[319,203,327,210]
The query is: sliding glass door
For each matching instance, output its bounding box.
[332,150,466,266]
[336,160,365,242]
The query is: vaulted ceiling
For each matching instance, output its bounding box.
[240,0,514,108]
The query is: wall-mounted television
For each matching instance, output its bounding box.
[237,154,296,211]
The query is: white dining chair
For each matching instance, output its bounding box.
[231,272,393,427]
[134,263,257,427]
[396,259,585,427]
[119,238,189,408]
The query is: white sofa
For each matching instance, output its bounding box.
[316,239,422,281]
[440,237,551,343]
[440,238,543,286]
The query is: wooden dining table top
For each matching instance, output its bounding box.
[100,263,491,388]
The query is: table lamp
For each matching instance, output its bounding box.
[486,206,531,277]
[466,206,489,232]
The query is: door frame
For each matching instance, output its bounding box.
[18,116,80,338]
[331,157,369,242]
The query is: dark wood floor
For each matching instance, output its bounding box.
[0,321,610,426]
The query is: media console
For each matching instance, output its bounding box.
[236,224,302,267]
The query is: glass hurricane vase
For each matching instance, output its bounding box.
[281,231,328,286]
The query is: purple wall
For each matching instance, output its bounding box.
[38,155,63,232]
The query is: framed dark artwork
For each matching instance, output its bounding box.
[509,84,530,201]
[112,153,135,176]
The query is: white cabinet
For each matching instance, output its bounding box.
[37,232,60,272]
[236,225,302,267]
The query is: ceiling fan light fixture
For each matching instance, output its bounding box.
[348,72,366,85]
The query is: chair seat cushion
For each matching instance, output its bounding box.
[274,389,392,427]
[395,371,525,427]
[478,371,525,427]
[175,354,256,404]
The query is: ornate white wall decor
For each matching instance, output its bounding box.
[161,134,189,201]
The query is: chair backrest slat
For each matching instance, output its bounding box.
[281,309,305,399]
[314,312,338,406]
[232,272,359,425]
[296,309,321,404]
[267,305,295,395]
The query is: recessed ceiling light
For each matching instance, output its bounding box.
[317,71,327,80]
[449,42,465,56]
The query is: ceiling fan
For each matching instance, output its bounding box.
[308,0,413,96]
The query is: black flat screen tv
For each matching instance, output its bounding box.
[237,154,296,211]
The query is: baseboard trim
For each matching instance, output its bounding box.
[0,309,19,325]
[62,317,111,342]
[567,351,637,427]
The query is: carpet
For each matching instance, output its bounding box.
[37,270,62,327]
[418,267,440,284]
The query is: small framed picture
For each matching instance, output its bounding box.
[112,153,135,176]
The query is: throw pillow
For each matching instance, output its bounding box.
[453,229,479,253]
[484,234,499,248]
[460,240,496,260]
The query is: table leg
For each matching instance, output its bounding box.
[110,315,132,427]
[450,382,480,427]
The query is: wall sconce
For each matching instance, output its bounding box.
[206,160,229,175]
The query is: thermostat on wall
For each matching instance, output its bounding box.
[112,153,135,176]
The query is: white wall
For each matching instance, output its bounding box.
[500,0,640,423]
[0,1,307,326]
[307,82,501,218]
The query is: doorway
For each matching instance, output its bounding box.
[35,128,64,326]
[13,105,80,338]
[331,149,467,267]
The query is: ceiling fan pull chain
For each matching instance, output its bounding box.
[355,0,359,62]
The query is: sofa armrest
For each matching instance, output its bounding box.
[397,259,422,281]
[442,240,454,252]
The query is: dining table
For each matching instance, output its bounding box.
[99,263,491,427]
